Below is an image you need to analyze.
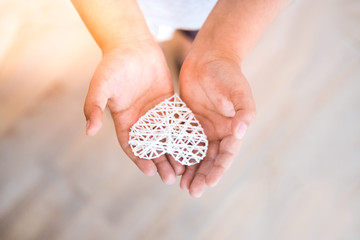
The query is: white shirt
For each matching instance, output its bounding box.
[137,0,217,41]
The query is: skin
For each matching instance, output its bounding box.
[179,57,256,197]
[71,0,289,197]
[178,0,289,197]
[72,0,184,184]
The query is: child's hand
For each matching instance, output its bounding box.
[179,53,256,197]
[175,0,288,198]
[84,41,184,184]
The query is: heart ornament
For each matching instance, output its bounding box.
[128,94,208,166]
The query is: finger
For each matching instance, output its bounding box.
[167,154,185,176]
[210,94,236,118]
[84,86,108,136]
[189,173,206,198]
[123,142,158,177]
[206,136,241,187]
[114,125,158,177]
[180,164,199,190]
[230,86,256,140]
[152,155,177,185]
[189,142,219,198]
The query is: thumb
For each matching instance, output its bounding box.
[84,86,108,136]
[230,88,256,140]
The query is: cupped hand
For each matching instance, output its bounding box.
[84,41,185,184]
[179,53,256,197]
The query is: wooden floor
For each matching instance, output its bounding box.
[1,0,360,239]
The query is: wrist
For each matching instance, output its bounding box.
[190,24,245,65]
[100,32,155,55]
[187,45,243,67]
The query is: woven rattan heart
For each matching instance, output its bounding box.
[128,94,208,166]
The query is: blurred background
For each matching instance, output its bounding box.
[0,0,359,239]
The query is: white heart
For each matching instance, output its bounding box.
[128,94,208,166]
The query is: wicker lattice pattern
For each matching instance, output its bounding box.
[128,94,208,166]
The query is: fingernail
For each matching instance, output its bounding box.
[145,169,156,177]
[164,174,176,185]
[237,122,248,139]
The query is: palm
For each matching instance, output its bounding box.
[179,58,256,197]
[102,48,172,151]
[85,44,184,183]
